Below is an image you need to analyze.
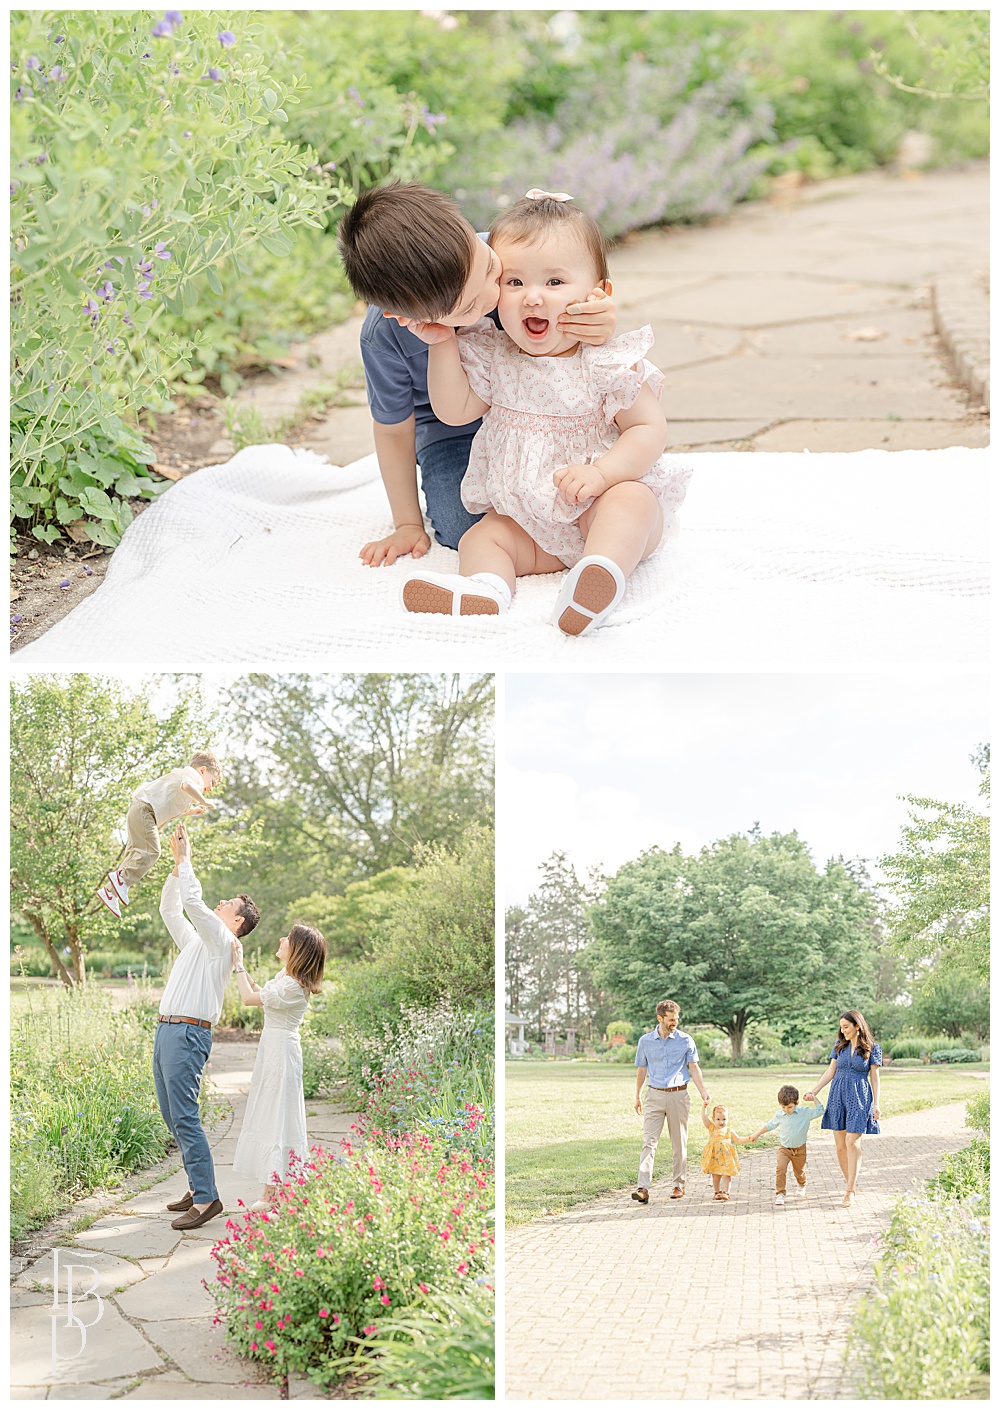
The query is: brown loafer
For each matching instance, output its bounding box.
[670,1185,684,1199]
[631,1188,649,1204]
[171,1199,223,1230]
[166,1191,194,1212]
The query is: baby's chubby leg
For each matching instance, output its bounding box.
[578,481,663,575]
[553,482,662,637]
[458,510,564,592]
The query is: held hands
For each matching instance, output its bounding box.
[359,523,432,568]
[553,462,607,505]
[557,285,616,345]
[382,312,457,346]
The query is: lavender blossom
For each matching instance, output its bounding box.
[218,30,236,48]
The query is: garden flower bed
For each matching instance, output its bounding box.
[211,1132,494,1391]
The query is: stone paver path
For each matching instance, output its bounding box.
[505,1102,975,1400]
[12,1042,358,1401]
[222,163,988,466]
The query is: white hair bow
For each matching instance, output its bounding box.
[524,188,573,202]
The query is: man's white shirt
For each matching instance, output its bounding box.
[158,861,234,1023]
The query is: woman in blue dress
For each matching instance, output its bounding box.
[804,1009,881,1208]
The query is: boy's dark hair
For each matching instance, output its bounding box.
[489,195,609,284]
[337,181,475,320]
[236,894,260,938]
[778,1084,799,1106]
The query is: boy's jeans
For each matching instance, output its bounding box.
[776,1143,808,1192]
[153,1020,218,1203]
[418,434,483,550]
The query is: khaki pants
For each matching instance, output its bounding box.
[776,1143,808,1193]
[639,1086,690,1189]
[118,801,161,888]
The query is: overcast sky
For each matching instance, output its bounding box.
[503,672,989,906]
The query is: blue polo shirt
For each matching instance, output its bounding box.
[634,1027,699,1088]
[359,232,496,457]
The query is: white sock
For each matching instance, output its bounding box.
[470,572,512,610]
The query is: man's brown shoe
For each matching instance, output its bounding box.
[631,1188,649,1204]
[166,1191,194,1212]
[670,1185,684,1199]
[171,1199,223,1231]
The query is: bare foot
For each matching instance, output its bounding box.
[841,1190,855,1208]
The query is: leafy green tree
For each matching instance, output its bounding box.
[504,905,530,1020]
[880,749,989,981]
[588,829,879,1059]
[9,674,262,984]
[288,867,415,961]
[910,968,990,1041]
[376,824,494,1009]
[225,673,494,877]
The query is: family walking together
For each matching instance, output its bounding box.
[632,1001,881,1210]
[121,753,328,1232]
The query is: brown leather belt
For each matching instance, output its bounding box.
[158,1014,212,1029]
[649,1083,688,1092]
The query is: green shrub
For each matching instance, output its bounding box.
[887,1037,937,1060]
[301,1020,338,1100]
[11,983,171,1232]
[347,1285,494,1400]
[928,1139,990,1202]
[10,946,54,978]
[605,1021,634,1044]
[966,1090,989,1136]
[930,1048,981,1064]
[609,1043,637,1065]
[848,1192,989,1398]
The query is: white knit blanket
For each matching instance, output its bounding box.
[16,446,988,667]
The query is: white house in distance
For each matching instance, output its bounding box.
[505,1012,528,1056]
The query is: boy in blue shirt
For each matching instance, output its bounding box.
[749,1083,825,1206]
[337,181,616,567]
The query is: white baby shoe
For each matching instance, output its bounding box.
[552,554,626,636]
[401,570,508,617]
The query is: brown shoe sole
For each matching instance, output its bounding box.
[557,564,617,636]
[402,581,499,616]
[166,1192,194,1212]
[631,1190,649,1204]
[670,1187,685,1199]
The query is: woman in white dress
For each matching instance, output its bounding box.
[230,922,327,1211]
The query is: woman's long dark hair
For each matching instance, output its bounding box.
[285,922,327,995]
[833,1009,875,1061]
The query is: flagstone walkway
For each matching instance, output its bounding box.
[505,1101,977,1400]
[11,1042,359,1401]
[230,161,989,465]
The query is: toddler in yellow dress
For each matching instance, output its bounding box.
[700,1099,753,1201]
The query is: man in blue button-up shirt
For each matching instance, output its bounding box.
[632,999,709,1204]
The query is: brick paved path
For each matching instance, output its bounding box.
[505,1102,972,1400]
[11,1043,357,1401]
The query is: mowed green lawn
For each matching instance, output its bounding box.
[505,1061,988,1226]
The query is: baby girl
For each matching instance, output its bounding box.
[400,190,691,635]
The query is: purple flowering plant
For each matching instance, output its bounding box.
[10,9,329,548]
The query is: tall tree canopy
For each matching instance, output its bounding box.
[9,674,261,984]
[880,747,989,981]
[587,829,879,1057]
